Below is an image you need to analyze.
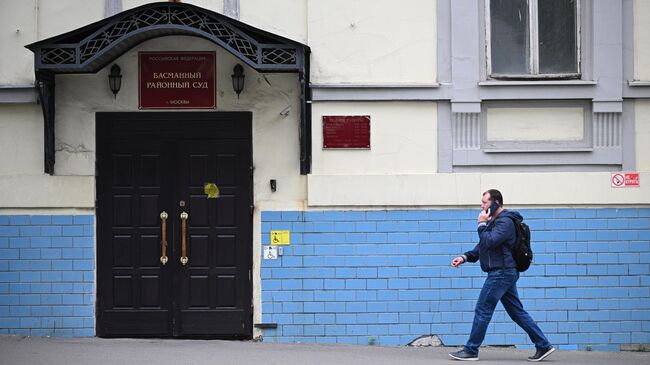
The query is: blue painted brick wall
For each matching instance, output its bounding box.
[260,208,650,351]
[0,215,95,337]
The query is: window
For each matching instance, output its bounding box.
[487,0,579,79]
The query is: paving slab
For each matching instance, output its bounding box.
[1,335,649,365]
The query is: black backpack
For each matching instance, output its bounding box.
[506,216,533,272]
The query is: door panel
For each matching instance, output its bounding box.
[97,113,252,338]
[97,139,172,336]
[175,139,252,336]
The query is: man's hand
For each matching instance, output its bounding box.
[478,209,490,223]
[451,256,465,267]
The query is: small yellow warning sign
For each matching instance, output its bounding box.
[270,230,291,246]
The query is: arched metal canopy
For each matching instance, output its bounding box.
[26,1,311,174]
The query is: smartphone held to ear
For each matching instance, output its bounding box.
[486,201,500,217]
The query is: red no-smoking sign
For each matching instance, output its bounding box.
[611,172,640,188]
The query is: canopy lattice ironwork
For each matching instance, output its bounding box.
[27,2,311,174]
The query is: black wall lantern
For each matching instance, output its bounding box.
[231,64,245,98]
[108,64,122,98]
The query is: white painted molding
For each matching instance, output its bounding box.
[628,81,650,87]
[307,172,650,206]
[451,102,481,113]
[0,86,38,104]
[593,101,623,113]
[0,175,95,208]
[479,80,597,86]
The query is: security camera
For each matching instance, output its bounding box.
[280,106,291,117]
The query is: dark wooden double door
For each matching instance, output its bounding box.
[96,112,252,338]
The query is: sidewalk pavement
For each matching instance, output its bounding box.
[1,335,649,365]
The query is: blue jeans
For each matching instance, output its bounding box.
[464,268,551,355]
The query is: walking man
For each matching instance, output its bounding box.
[448,189,555,362]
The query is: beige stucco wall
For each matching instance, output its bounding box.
[3,0,438,87]
[240,0,307,43]
[634,0,650,81]
[0,104,42,174]
[307,102,650,207]
[0,176,95,209]
[37,0,104,39]
[311,102,438,175]
[1,1,646,208]
[0,0,38,85]
[636,100,650,171]
[308,0,437,84]
[0,0,104,85]
[308,172,650,207]
[486,107,584,142]
[0,35,307,208]
[125,0,306,43]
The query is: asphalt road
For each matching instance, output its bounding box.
[1,335,649,365]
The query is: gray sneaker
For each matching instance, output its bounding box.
[528,346,556,362]
[449,349,479,361]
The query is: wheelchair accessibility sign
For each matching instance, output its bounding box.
[263,246,278,260]
[270,230,291,245]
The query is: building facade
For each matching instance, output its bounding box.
[0,0,649,351]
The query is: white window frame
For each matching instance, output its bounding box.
[485,0,581,79]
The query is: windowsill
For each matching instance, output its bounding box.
[628,81,650,87]
[478,80,597,86]
[311,83,441,89]
[483,147,594,153]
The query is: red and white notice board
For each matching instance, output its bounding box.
[611,172,640,188]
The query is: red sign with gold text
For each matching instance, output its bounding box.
[323,116,371,149]
[139,52,215,109]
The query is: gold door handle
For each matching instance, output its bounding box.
[160,211,168,265]
[180,211,189,265]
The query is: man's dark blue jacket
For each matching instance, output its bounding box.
[463,209,522,272]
